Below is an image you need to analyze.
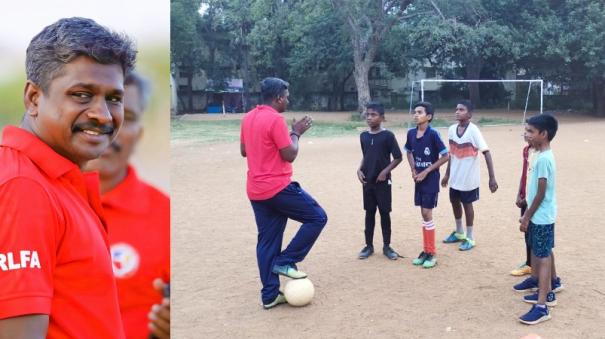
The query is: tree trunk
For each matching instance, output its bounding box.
[465,60,483,107]
[593,78,605,116]
[186,71,193,113]
[354,60,371,116]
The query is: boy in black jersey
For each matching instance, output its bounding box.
[356,101,402,260]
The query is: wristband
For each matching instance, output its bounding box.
[290,131,300,138]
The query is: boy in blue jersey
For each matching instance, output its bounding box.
[357,101,403,260]
[404,102,449,268]
[517,114,559,325]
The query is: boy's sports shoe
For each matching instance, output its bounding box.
[523,291,557,307]
[358,245,374,259]
[443,231,465,243]
[513,277,538,293]
[263,293,287,309]
[552,277,564,293]
[412,251,428,266]
[458,238,475,251]
[510,263,532,276]
[272,264,307,279]
[383,246,398,260]
[422,254,437,268]
[519,304,551,325]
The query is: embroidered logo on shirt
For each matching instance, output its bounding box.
[111,243,140,278]
[0,250,41,271]
[424,147,431,156]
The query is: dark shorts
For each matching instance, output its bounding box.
[363,181,391,212]
[414,191,438,209]
[449,187,480,204]
[528,222,555,258]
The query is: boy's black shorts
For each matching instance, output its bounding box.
[363,180,391,212]
[449,187,479,204]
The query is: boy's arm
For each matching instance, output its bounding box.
[405,152,416,179]
[483,150,498,192]
[357,158,366,184]
[377,157,402,183]
[415,153,449,183]
[440,158,451,187]
[520,178,547,232]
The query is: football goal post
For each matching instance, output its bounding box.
[408,79,543,123]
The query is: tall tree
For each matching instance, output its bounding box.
[171,0,204,113]
[331,0,413,114]
[405,0,520,106]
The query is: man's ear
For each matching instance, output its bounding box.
[23,80,42,117]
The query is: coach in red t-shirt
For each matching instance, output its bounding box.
[85,71,171,339]
[0,18,135,338]
[240,77,328,309]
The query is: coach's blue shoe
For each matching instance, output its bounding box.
[443,231,465,243]
[519,304,551,325]
[263,293,287,309]
[523,291,557,307]
[552,277,564,293]
[514,277,539,293]
[272,264,307,279]
[458,238,475,251]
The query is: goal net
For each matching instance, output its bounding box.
[410,79,544,123]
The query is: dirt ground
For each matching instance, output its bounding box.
[171,111,605,339]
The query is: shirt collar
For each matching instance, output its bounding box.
[1,125,79,179]
[101,165,149,213]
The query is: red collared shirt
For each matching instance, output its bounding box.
[0,126,124,339]
[102,166,170,339]
[240,105,293,200]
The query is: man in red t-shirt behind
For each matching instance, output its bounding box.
[240,77,328,309]
[84,71,170,339]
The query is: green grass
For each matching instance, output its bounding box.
[171,115,516,144]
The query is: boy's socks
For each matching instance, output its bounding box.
[455,218,463,234]
[423,220,436,254]
[466,226,474,240]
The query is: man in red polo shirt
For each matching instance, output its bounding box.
[240,77,328,309]
[84,71,170,339]
[0,18,135,338]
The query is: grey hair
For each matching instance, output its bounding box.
[125,71,152,112]
[26,17,137,91]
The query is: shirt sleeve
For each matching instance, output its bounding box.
[472,125,489,152]
[403,129,412,153]
[0,178,57,319]
[434,130,448,155]
[534,154,553,180]
[390,132,402,159]
[270,116,292,150]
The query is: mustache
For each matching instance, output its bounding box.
[72,122,114,135]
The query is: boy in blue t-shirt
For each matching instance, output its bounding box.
[517,114,559,325]
[404,102,449,268]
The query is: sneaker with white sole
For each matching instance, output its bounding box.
[523,291,557,307]
[519,304,551,325]
[263,293,287,309]
[514,277,538,293]
[272,264,307,279]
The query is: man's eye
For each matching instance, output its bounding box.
[72,92,91,99]
[108,96,123,103]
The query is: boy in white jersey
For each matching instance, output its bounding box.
[441,100,498,251]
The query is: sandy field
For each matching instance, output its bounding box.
[171,111,605,339]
